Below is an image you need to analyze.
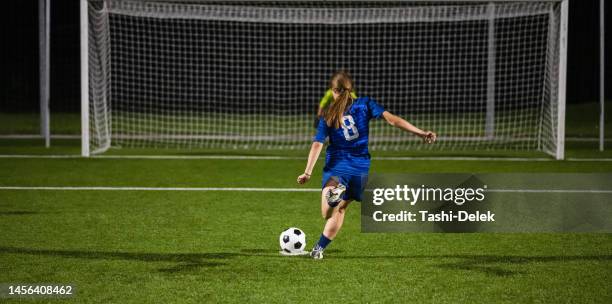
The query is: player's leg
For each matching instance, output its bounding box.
[320,179,337,219]
[320,174,346,220]
[322,199,352,239]
[311,199,352,260]
[323,174,368,240]
[325,175,366,236]
[311,174,366,259]
[323,174,366,240]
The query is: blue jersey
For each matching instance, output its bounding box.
[313,96,385,175]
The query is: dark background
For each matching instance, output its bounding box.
[0,0,610,113]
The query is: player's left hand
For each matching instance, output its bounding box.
[422,131,437,144]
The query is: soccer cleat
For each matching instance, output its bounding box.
[310,245,324,260]
[326,183,346,207]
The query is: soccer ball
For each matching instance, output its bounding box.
[279,227,306,255]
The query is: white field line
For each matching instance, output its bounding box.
[1,154,612,161]
[566,158,612,162]
[95,155,303,160]
[485,189,612,194]
[0,186,611,194]
[0,186,320,192]
[0,134,80,139]
[372,157,554,161]
[0,155,83,159]
[0,154,302,160]
[1,134,610,142]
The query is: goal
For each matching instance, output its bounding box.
[81,0,568,158]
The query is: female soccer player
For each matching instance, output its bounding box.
[297,70,436,259]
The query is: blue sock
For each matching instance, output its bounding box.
[315,234,332,250]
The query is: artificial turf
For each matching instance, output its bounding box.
[0,152,611,303]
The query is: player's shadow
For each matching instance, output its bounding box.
[2,246,609,277]
[0,211,42,215]
[0,246,334,274]
[0,246,242,274]
[339,254,612,277]
[240,248,343,254]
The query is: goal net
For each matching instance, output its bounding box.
[83,0,567,158]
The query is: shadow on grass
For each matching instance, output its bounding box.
[0,246,609,276]
[338,254,612,277]
[0,246,285,274]
[431,255,590,277]
[239,248,343,254]
[0,211,41,215]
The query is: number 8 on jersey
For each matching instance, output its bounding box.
[341,115,359,141]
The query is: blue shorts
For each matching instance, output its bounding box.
[321,170,368,202]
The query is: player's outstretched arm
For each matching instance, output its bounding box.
[382,111,437,144]
[297,141,324,184]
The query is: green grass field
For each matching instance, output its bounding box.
[1,102,611,303]
[1,153,611,303]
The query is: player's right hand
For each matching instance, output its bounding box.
[297,173,311,184]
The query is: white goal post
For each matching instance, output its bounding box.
[81,0,568,158]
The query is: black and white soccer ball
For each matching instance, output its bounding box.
[279,227,306,255]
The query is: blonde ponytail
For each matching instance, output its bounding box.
[323,71,355,129]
